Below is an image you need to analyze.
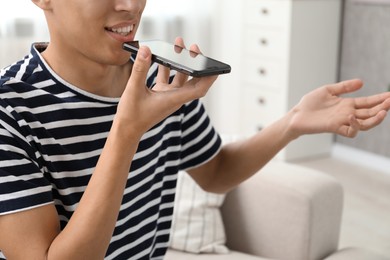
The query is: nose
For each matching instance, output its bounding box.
[115,0,146,13]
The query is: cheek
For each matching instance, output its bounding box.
[53,2,130,64]
[60,4,106,38]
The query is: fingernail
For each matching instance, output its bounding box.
[138,46,149,59]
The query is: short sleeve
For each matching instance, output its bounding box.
[179,100,222,170]
[0,104,53,216]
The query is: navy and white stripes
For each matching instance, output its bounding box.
[0,43,221,259]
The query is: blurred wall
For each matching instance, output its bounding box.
[337,0,390,158]
[0,1,49,67]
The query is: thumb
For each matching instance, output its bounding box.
[328,79,363,96]
[128,46,152,89]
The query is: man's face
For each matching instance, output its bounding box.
[44,0,147,65]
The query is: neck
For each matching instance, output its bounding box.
[40,44,133,98]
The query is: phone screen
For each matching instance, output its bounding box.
[123,40,231,77]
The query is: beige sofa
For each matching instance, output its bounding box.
[165,161,387,260]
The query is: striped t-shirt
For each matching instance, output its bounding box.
[0,43,222,259]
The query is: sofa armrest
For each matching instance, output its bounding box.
[221,160,343,260]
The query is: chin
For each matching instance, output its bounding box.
[109,51,132,66]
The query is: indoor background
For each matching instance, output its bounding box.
[1,0,389,258]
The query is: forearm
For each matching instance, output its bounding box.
[222,121,293,180]
[47,122,141,260]
[189,112,298,194]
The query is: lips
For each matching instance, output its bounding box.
[106,24,135,36]
[105,22,136,42]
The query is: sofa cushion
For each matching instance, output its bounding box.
[324,247,389,260]
[165,249,267,260]
[168,170,229,254]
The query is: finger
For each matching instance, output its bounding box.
[354,93,390,109]
[326,79,363,97]
[128,46,152,91]
[346,115,360,138]
[341,109,387,137]
[355,98,390,119]
[170,37,189,85]
[359,110,387,131]
[174,37,185,48]
[189,44,202,57]
[182,75,218,98]
[337,115,359,138]
[165,75,218,106]
[156,64,171,84]
[172,71,189,87]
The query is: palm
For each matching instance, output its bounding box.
[289,79,390,137]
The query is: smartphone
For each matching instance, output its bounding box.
[123,40,231,77]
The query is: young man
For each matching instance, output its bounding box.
[1,0,390,259]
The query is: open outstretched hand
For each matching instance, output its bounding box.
[289,79,390,138]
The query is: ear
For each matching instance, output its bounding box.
[31,0,52,10]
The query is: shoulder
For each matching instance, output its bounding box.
[0,43,54,106]
[1,43,48,87]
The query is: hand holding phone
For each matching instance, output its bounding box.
[117,43,219,137]
[123,40,231,77]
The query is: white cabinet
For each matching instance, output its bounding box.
[238,0,342,161]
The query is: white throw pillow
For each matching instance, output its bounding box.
[168,170,229,254]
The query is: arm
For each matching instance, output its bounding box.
[0,46,218,259]
[188,79,390,194]
[0,110,140,260]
